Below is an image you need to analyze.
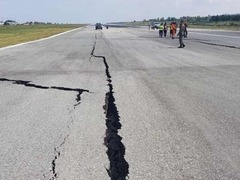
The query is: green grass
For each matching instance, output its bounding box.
[0,24,85,48]
[188,21,240,30]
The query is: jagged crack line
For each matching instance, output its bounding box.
[49,133,70,180]
[1,78,89,179]
[90,37,112,82]
[0,78,31,85]
[90,39,129,179]
[89,34,98,61]
[48,106,75,180]
[0,78,89,106]
[196,41,240,49]
[103,83,129,180]
[51,86,89,107]
[50,148,61,180]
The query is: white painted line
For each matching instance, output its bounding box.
[190,32,240,39]
[0,27,83,51]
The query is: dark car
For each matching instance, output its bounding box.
[95,23,102,30]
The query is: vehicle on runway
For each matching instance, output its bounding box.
[151,22,160,30]
[95,23,103,30]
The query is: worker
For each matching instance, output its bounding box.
[178,20,185,48]
[170,22,176,39]
[183,22,188,37]
[163,22,168,37]
[159,23,164,38]
[170,22,173,38]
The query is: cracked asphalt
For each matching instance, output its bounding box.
[0,26,240,179]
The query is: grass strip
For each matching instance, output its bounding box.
[0,24,85,48]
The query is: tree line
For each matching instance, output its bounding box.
[142,14,240,23]
[209,14,240,22]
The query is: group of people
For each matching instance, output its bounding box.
[157,21,188,48]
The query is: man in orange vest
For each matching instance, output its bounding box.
[170,22,177,39]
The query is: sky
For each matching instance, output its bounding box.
[1,0,239,24]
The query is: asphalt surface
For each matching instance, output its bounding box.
[0,26,240,180]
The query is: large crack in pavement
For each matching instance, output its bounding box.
[90,35,129,180]
[0,77,89,179]
[0,78,89,107]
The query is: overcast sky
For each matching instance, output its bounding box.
[1,0,239,23]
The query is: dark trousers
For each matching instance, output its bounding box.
[164,30,167,37]
[184,29,188,37]
[159,30,163,37]
[179,34,185,47]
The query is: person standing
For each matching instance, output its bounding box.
[170,22,177,39]
[170,23,172,38]
[163,22,168,37]
[178,20,185,48]
[159,23,164,38]
[184,22,188,37]
[170,23,173,38]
